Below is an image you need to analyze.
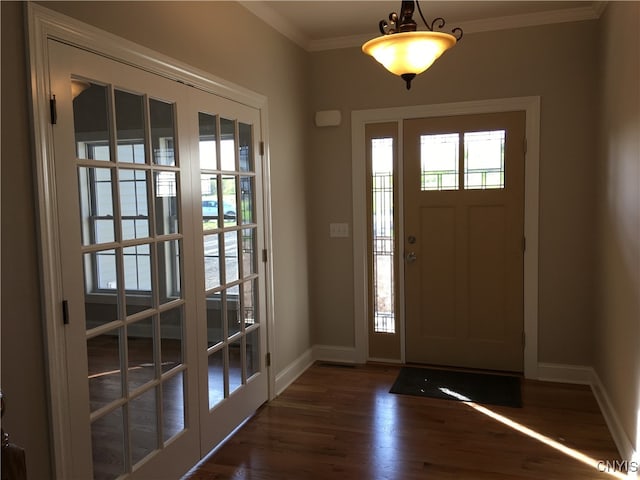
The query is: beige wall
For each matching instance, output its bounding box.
[1,3,53,479]
[595,1,640,454]
[308,20,599,365]
[1,1,310,476]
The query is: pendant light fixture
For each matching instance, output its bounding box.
[362,1,463,90]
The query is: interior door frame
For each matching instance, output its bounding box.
[27,4,276,478]
[351,96,540,378]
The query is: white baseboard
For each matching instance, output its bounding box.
[537,362,637,468]
[590,369,637,467]
[537,362,593,384]
[313,344,357,364]
[274,347,314,396]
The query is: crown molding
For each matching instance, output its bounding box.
[238,1,310,50]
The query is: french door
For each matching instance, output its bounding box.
[48,39,268,479]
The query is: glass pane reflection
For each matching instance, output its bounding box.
[91,407,125,480]
[238,122,253,172]
[87,329,122,412]
[158,240,181,304]
[78,167,115,246]
[246,328,260,379]
[224,231,239,284]
[155,171,179,236]
[119,169,150,240]
[220,118,235,171]
[204,234,221,290]
[115,90,145,164]
[208,349,224,409]
[83,250,119,331]
[229,339,242,395]
[150,99,176,166]
[160,307,183,373]
[227,285,241,338]
[129,388,158,466]
[199,112,217,170]
[162,372,185,442]
[206,291,223,347]
[74,82,111,161]
[127,317,155,392]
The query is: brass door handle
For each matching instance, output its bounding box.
[406,251,417,263]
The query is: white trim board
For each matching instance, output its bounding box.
[351,97,541,379]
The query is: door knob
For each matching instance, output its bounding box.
[406,251,417,263]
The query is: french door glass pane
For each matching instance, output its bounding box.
[464,130,506,189]
[78,167,115,246]
[150,99,176,166]
[207,349,224,409]
[420,133,459,191]
[74,82,111,161]
[83,250,119,330]
[91,406,125,480]
[124,244,153,316]
[129,388,159,465]
[204,234,221,290]
[154,171,179,235]
[238,122,253,172]
[87,329,123,412]
[221,176,237,227]
[119,169,150,240]
[115,90,145,164]
[206,291,223,347]
[201,174,219,230]
[240,176,254,224]
[198,112,218,170]
[220,118,235,171]
[158,240,181,304]
[227,285,241,338]
[160,307,183,372]
[228,340,242,395]
[224,231,239,283]
[127,317,155,391]
[242,228,256,278]
[242,279,257,327]
[246,329,259,379]
[162,371,185,442]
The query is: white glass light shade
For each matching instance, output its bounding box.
[362,31,456,77]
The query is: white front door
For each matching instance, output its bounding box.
[48,39,268,479]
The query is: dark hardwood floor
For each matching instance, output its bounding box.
[183,362,623,479]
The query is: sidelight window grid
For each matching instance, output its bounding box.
[371,137,396,334]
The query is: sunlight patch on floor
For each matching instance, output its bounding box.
[438,387,626,479]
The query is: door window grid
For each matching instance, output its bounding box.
[72,80,187,478]
[420,130,506,191]
[198,113,260,410]
[371,137,396,334]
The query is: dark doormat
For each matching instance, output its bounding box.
[390,367,522,408]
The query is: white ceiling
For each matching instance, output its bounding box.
[240,1,606,51]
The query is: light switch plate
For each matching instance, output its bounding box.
[329,223,349,238]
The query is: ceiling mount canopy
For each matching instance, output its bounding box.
[362,1,463,90]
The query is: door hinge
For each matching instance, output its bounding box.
[259,141,265,156]
[50,94,57,125]
[62,300,69,325]
[523,137,528,155]
[522,332,526,347]
[262,249,268,263]
[522,236,526,252]
[266,352,271,367]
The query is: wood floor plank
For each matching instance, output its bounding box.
[183,363,623,479]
